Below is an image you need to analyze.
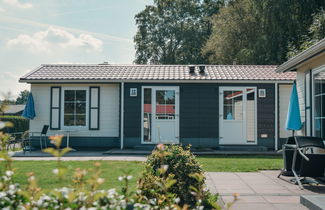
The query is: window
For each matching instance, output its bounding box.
[64,90,87,126]
[155,90,176,120]
[313,70,325,137]
[223,90,243,120]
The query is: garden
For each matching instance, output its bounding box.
[0,119,283,209]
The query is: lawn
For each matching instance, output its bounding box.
[6,156,283,191]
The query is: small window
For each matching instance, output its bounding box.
[64,90,87,126]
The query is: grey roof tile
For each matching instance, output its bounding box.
[20,64,296,81]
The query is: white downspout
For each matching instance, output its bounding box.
[120,82,124,150]
[275,82,279,150]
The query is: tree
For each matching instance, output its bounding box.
[16,90,30,105]
[287,9,325,58]
[134,0,224,64]
[203,0,325,65]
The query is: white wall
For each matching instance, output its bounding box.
[279,84,293,138]
[30,84,120,137]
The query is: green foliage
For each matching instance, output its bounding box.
[0,116,29,133]
[138,144,218,208]
[203,0,325,65]
[287,9,325,58]
[15,90,29,105]
[134,0,224,64]
[0,133,221,209]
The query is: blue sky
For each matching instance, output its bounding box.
[0,0,152,100]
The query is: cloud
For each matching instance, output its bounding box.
[1,16,133,44]
[3,0,33,9]
[0,7,5,12]
[7,26,103,53]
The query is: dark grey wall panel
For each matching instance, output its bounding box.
[123,82,276,148]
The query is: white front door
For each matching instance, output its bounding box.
[219,87,257,145]
[142,86,179,144]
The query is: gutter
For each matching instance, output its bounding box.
[276,38,325,73]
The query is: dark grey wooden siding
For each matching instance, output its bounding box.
[123,83,276,148]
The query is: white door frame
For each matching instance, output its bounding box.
[141,86,180,144]
[219,86,257,145]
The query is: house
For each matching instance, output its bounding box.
[19,64,295,150]
[0,104,25,116]
[276,38,325,138]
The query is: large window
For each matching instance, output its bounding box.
[64,90,87,126]
[313,70,325,137]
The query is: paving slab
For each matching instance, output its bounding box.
[207,170,324,210]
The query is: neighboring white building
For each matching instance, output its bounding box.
[276,38,325,138]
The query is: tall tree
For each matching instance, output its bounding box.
[16,90,30,105]
[287,9,325,58]
[203,0,325,65]
[134,0,224,64]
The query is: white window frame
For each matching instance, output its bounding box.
[61,87,89,130]
[311,64,325,137]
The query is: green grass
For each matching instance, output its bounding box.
[197,155,283,172]
[10,161,144,192]
[6,156,283,191]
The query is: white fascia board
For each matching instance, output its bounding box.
[19,79,294,84]
[276,38,325,73]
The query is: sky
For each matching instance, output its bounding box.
[0,0,152,100]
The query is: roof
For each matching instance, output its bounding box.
[276,38,325,73]
[20,64,296,82]
[1,105,25,114]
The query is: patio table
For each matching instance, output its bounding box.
[57,130,77,151]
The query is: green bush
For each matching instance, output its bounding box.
[138,144,218,208]
[0,116,29,133]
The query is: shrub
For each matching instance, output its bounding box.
[138,144,218,208]
[0,116,29,133]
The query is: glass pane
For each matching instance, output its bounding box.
[246,89,256,142]
[76,103,86,114]
[156,90,175,120]
[165,90,175,104]
[143,88,152,142]
[65,90,75,101]
[314,71,325,137]
[64,103,75,114]
[76,115,86,126]
[76,90,86,102]
[223,90,243,120]
[64,114,75,126]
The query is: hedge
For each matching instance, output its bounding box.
[0,115,29,133]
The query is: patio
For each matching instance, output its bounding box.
[206,170,325,210]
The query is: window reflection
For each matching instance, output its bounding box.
[64,90,86,126]
[223,91,243,120]
[313,71,325,137]
[156,90,175,120]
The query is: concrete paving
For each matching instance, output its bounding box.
[206,170,325,210]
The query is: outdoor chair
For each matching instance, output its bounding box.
[278,136,301,177]
[290,136,325,189]
[6,131,32,154]
[30,125,49,150]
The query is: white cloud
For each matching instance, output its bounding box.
[0,7,5,12]
[7,26,103,53]
[3,0,33,9]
